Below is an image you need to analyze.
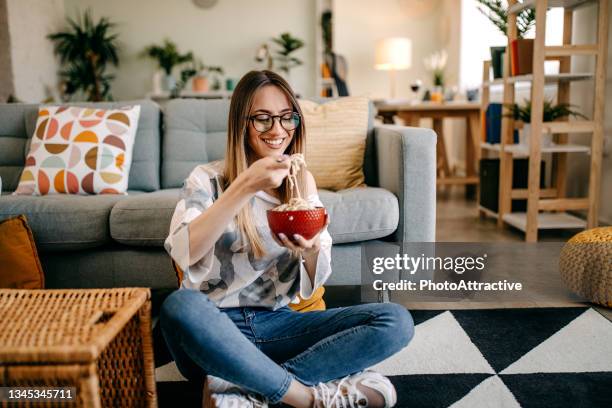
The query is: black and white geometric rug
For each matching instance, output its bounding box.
[153,307,612,408]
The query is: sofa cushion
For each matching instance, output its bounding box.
[0,100,160,194]
[0,193,139,251]
[109,187,398,248]
[110,189,180,246]
[299,97,370,190]
[15,105,141,196]
[320,187,399,244]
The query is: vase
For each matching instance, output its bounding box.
[192,76,209,92]
[519,124,554,148]
[163,74,176,92]
[490,46,506,79]
[431,86,444,103]
[152,71,164,94]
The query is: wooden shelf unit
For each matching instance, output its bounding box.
[478,0,608,241]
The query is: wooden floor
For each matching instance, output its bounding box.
[402,187,611,321]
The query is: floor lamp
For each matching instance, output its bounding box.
[375,37,412,99]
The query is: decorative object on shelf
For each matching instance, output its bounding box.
[47,10,120,102]
[176,59,225,95]
[255,43,274,70]
[489,46,507,79]
[410,79,422,103]
[141,39,194,92]
[375,37,412,99]
[466,88,479,102]
[225,78,236,91]
[475,0,535,79]
[506,99,586,148]
[424,49,447,102]
[320,10,349,97]
[192,0,218,9]
[270,32,305,84]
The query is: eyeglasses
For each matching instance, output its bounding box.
[247,112,301,133]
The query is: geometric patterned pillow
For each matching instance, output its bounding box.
[13,105,141,195]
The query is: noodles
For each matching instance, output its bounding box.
[272,153,316,211]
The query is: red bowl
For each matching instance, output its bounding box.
[267,207,327,241]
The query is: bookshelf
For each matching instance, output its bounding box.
[478,0,608,241]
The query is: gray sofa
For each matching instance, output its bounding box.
[0,99,436,290]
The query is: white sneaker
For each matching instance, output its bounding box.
[211,392,268,408]
[312,370,397,408]
[207,375,245,393]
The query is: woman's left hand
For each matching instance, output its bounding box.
[273,214,330,255]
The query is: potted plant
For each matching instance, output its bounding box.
[424,50,448,102]
[506,99,586,147]
[47,10,120,102]
[174,59,225,94]
[475,0,536,78]
[271,32,304,83]
[141,39,193,92]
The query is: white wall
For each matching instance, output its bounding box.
[333,0,445,99]
[6,0,63,102]
[568,2,612,225]
[63,0,317,100]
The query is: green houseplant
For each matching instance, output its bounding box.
[47,10,120,101]
[141,39,194,92]
[506,99,586,147]
[475,0,536,78]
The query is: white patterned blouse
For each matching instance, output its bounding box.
[164,161,333,310]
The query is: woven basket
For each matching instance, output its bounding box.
[0,288,157,407]
[559,227,612,307]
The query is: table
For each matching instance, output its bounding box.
[0,288,157,407]
[375,101,481,196]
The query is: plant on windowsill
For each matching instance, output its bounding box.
[141,39,194,93]
[506,99,587,148]
[47,10,120,102]
[475,0,536,78]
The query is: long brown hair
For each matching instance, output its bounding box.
[223,70,306,258]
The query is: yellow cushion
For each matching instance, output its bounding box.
[289,287,326,312]
[300,97,370,190]
[0,215,45,289]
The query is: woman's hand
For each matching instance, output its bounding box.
[272,213,330,256]
[237,155,291,193]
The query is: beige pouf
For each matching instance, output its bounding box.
[559,227,612,307]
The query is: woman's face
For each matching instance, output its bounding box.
[247,85,295,160]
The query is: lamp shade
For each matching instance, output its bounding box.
[375,37,412,70]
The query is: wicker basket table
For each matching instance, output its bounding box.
[0,288,157,407]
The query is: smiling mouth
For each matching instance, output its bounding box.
[262,137,286,147]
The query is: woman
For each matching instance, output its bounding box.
[161,70,414,408]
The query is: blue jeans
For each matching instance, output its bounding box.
[160,289,414,404]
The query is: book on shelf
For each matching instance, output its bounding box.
[510,39,534,76]
[485,103,518,144]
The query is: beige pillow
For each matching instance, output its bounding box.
[299,97,369,190]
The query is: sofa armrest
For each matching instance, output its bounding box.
[374,125,437,242]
